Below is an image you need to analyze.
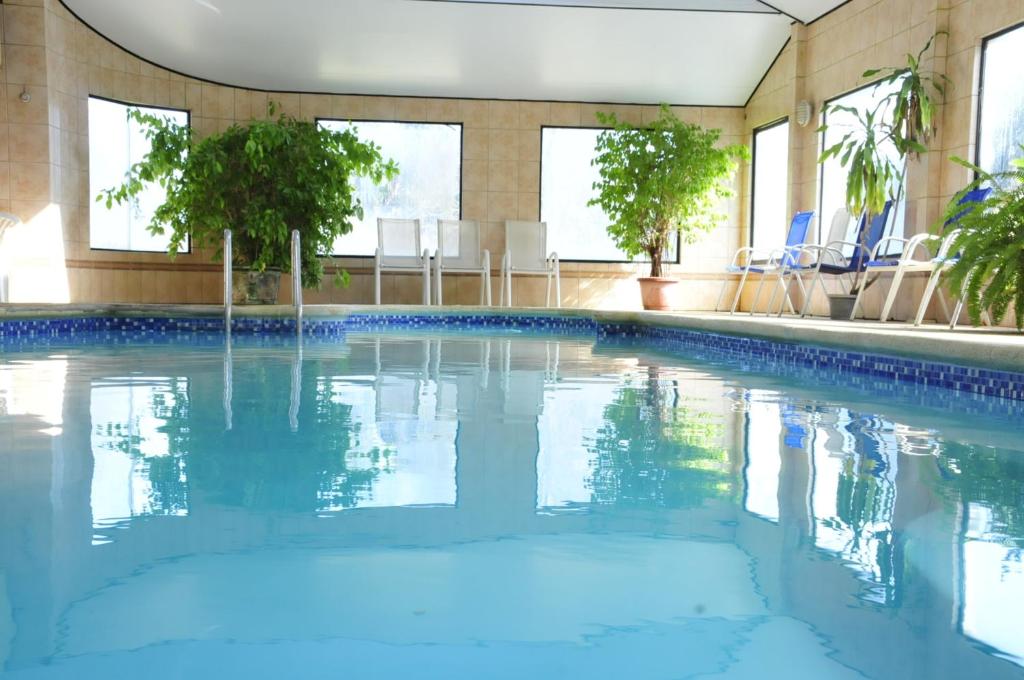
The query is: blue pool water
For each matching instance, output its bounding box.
[0,327,1022,679]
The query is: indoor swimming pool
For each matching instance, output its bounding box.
[0,319,1022,679]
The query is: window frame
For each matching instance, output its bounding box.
[749,117,790,253]
[315,117,464,259]
[973,19,1024,173]
[539,124,682,265]
[817,78,908,249]
[88,94,192,255]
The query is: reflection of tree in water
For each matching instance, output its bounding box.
[92,382,190,517]
[158,358,394,513]
[587,367,735,508]
[938,441,1024,548]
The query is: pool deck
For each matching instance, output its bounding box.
[1,303,1022,372]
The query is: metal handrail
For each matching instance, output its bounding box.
[223,229,232,332]
[291,229,302,334]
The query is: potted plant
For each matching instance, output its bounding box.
[940,152,1024,331]
[817,34,948,319]
[101,104,397,303]
[589,104,747,311]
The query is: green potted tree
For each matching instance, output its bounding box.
[589,104,747,311]
[101,104,397,303]
[817,34,948,319]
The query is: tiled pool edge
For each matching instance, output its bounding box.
[1,306,1022,401]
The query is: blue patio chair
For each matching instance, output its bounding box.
[910,187,993,327]
[855,188,993,323]
[715,211,815,315]
[797,201,894,318]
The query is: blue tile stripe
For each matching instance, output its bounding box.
[1,313,1021,401]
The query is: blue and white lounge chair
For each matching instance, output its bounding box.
[857,188,992,323]
[715,211,815,315]
[911,187,993,327]
[767,208,854,317]
[797,201,894,318]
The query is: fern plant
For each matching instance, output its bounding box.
[941,152,1024,330]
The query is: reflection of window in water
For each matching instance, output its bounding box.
[317,374,457,511]
[743,391,782,523]
[90,377,190,529]
[809,408,898,602]
[961,503,1024,666]
[0,359,67,431]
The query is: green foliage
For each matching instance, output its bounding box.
[862,31,950,157]
[589,104,747,277]
[940,153,1024,330]
[100,103,397,289]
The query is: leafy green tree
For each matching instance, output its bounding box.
[589,104,747,277]
[100,104,397,288]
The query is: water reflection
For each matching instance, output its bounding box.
[0,331,1023,678]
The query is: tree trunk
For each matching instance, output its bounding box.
[649,248,663,278]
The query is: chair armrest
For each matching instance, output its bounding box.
[868,236,911,261]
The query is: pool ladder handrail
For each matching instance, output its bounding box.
[223,229,232,332]
[292,229,302,334]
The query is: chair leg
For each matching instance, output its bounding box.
[878,268,906,323]
[422,260,431,306]
[506,266,513,307]
[485,271,492,306]
[374,265,382,305]
[915,269,943,326]
[800,268,823,317]
[730,267,751,314]
[850,272,873,321]
[749,273,768,316]
[436,266,443,306]
[554,269,561,309]
[949,298,964,329]
[545,272,552,308]
[714,276,730,312]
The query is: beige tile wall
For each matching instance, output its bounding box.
[737,0,1024,325]
[0,0,746,310]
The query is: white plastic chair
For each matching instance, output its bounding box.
[499,220,560,308]
[769,209,854,316]
[374,218,430,305]
[434,219,491,306]
[852,232,944,322]
[0,212,22,303]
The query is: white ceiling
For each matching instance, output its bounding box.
[62,0,848,106]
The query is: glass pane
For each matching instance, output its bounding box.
[751,121,790,253]
[88,98,188,252]
[978,25,1024,175]
[320,121,462,256]
[540,127,678,263]
[819,80,906,256]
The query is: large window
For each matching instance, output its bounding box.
[819,81,905,253]
[88,97,189,252]
[750,119,790,253]
[318,120,462,256]
[540,126,678,263]
[977,23,1024,175]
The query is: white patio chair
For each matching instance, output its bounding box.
[499,220,560,308]
[768,208,854,316]
[0,212,22,303]
[852,232,945,322]
[434,219,491,306]
[374,218,431,305]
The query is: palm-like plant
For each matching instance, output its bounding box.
[941,153,1024,330]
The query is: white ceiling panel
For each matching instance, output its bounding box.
[766,0,849,23]
[62,0,801,105]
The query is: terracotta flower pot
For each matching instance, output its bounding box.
[638,277,677,311]
[232,269,282,305]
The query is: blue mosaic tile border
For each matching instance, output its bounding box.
[602,322,1024,402]
[1,312,1022,401]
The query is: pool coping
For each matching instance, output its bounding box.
[2,303,1022,372]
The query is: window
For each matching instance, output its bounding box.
[88,97,189,252]
[318,120,462,256]
[540,126,678,262]
[977,23,1024,175]
[750,119,790,253]
[819,80,906,254]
